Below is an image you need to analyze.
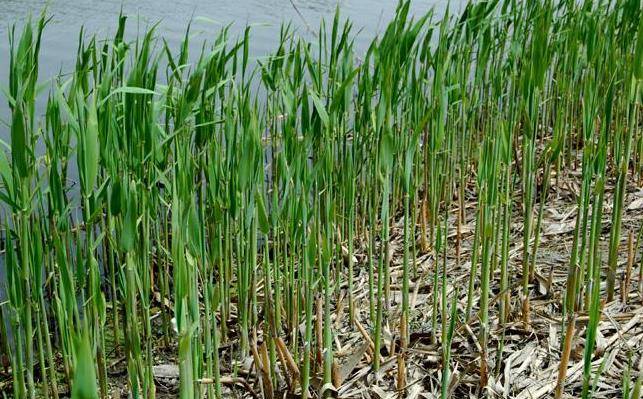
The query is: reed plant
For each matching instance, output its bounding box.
[0,1,641,398]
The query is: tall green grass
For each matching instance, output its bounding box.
[0,0,641,398]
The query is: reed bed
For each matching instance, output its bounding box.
[0,0,642,398]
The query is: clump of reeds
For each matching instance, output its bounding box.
[0,1,641,398]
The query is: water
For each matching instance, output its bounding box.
[0,0,460,310]
[0,0,458,83]
[0,0,463,133]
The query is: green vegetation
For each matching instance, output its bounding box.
[0,0,642,398]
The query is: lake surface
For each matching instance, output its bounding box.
[0,0,460,303]
[0,0,460,84]
[0,0,462,132]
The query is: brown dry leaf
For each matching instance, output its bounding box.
[337,342,369,386]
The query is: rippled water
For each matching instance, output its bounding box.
[0,0,459,81]
[0,0,462,132]
[0,0,460,301]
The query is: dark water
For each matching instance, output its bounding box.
[0,0,460,303]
